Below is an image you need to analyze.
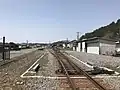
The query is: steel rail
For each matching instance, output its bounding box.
[60,51,107,90]
[49,49,77,90]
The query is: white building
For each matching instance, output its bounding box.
[77,37,116,55]
[63,43,66,48]
[116,41,120,53]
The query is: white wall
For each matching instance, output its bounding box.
[76,46,79,52]
[87,43,99,54]
[63,44,66,48]
[73,47,76,51]
[82,42,85,52]
[77,42,81,52]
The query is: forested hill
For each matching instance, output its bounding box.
[80,19,120,40]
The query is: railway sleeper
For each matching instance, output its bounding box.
[55,69,79,75]
[66,70,79,75]
[55,69,63,74]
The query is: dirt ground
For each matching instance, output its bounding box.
[0,50,44,90]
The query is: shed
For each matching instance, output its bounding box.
[78,37,116,55]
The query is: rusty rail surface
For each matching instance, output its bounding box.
[60,51,107,90]
[49,49,77,90]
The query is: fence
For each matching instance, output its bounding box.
[0,45,10,60]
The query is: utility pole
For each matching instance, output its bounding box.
[26,40,29,47]
[2,36,5,60]
[77,32,80,40]
[26,40,28,44]
[49,41,51,47]
[67,38,68,42]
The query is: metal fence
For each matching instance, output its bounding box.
[0,45,10,60]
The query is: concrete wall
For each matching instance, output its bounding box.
[100,43,116,55]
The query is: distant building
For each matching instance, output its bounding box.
[63,43,66,48]
[77,37,116,55]
[71,40,77,51]
[66,40,75,49]
[116,41,120,54]
[9,42,21,50]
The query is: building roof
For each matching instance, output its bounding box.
[79,37,117,42]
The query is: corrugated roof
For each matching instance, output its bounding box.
[80,37,117,42]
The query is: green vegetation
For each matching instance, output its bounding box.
[80,19,120,40]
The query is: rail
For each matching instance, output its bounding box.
[49,48,107,90]
[60,51,107,90]
[49,50,77,90]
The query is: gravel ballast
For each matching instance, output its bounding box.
[66,51,120,71]
[0,50,44,90]
[66,51,120,90]
[22,51,60,90]
[0,49,60,90]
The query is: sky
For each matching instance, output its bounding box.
[0,0,120,43]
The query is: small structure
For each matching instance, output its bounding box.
[63,43,67,49]
[67,40,77,50]
[61,41,70,49]
[71,40,77,51]
[115,41,120,54]
[77,37,116,55]
[52,40,68,49]
[9,42,20,50]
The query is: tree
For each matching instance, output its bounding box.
[80,19,120,40]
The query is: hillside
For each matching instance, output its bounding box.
[80,19,120,40]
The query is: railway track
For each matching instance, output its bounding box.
[49,48,108,90]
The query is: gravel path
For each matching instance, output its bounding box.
[66,51,120,72]
[66,51,120,90]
